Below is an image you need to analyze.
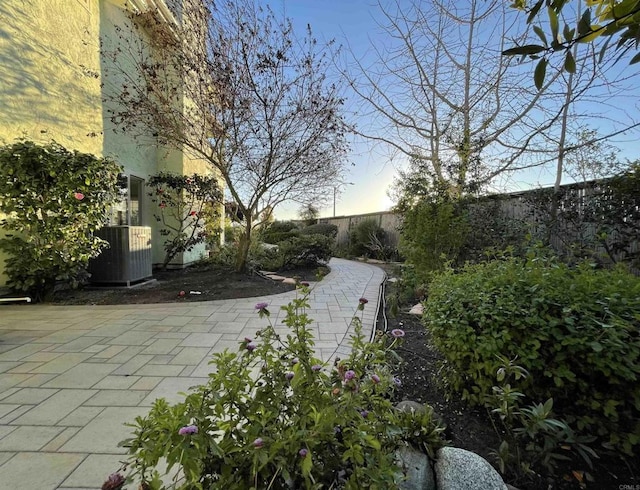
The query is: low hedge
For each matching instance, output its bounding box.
[279,234,333,269]
[423,253,640,455]
[299,223,338,238]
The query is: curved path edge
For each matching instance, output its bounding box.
[0,258,385,490]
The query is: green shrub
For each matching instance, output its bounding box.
[262,230,300,244]
[224,222,243,244]
[278,234,333,269]
[109,290,446,489]
[349,219,388,259]
[299,223,338,239]
[206,243,239,269]
[262,220,300,244]
[399,199,468,281]
[424,251,640,455]
[0,140,122,301]
[248,241,283,272]
[489,356,598,480]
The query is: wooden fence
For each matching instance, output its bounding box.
[318,211,402,248]
[318,177,639,268]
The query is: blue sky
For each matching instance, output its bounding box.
[263,1,640,220]
[265,0,400,220]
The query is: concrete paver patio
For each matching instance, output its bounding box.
[0,258,384,489]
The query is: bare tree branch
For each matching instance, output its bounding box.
[102,0,348,270]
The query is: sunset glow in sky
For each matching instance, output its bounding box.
[266,0,640,220]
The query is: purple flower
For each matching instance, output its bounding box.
[253,437,264,448]
[344,370,356,381]
[299,448,308,457]
[360,410,369,418]
[285,371,295,381]
[391,329,405,338]
[359,298,368,304]
[393,376,402,387]
[371,374,380,384]
[255,302,269,310]
[102,472,125,490]
[311,364,322,372]
[246,342,257,352]
[291,357,299,365]
[178,425,198,435]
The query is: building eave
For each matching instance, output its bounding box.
[128,0,178,28]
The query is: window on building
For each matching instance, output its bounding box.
[106,174,145,226]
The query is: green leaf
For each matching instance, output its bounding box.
[589,341,604,352]
[564,50,576,73]
[502,44,547,56]
[577,25,603,43]
[612,0,640,18]
[365,435,381,451]
[548,7,559,41]
[534,58,547,90]
[578,9,592,35]
[533,25,548,46]
[563,24,574,43]
[526,0,544,24]
[599,36,612,63]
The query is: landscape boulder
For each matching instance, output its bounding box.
[435,447,507,490]
[396,444,436,490]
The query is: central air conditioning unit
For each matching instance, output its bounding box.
[88,226,153,286]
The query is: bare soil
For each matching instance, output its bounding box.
[51,265,325,305]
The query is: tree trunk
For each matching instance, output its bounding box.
[235,220,252,272]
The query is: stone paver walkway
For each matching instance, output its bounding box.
[0,258,384,489]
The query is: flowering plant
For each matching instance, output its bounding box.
[147,172,222,270]
[111,286,445,489]
[0,140,122,301]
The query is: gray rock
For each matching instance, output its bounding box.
[396,444,436,490]
[396,400,426,415]
[396,400,445,428]
[409,303,423,315]
[435,447,507,490]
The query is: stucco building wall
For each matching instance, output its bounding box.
[0,0,221,288]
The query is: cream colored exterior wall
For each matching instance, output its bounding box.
[0,0,104,287]
[0,0,221,287]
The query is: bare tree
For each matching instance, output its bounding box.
[344,0,562,198]
[563,127,627,182]
[102,0,348,271]
[537,4,640,212]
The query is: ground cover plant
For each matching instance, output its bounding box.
[104,288,446,489]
